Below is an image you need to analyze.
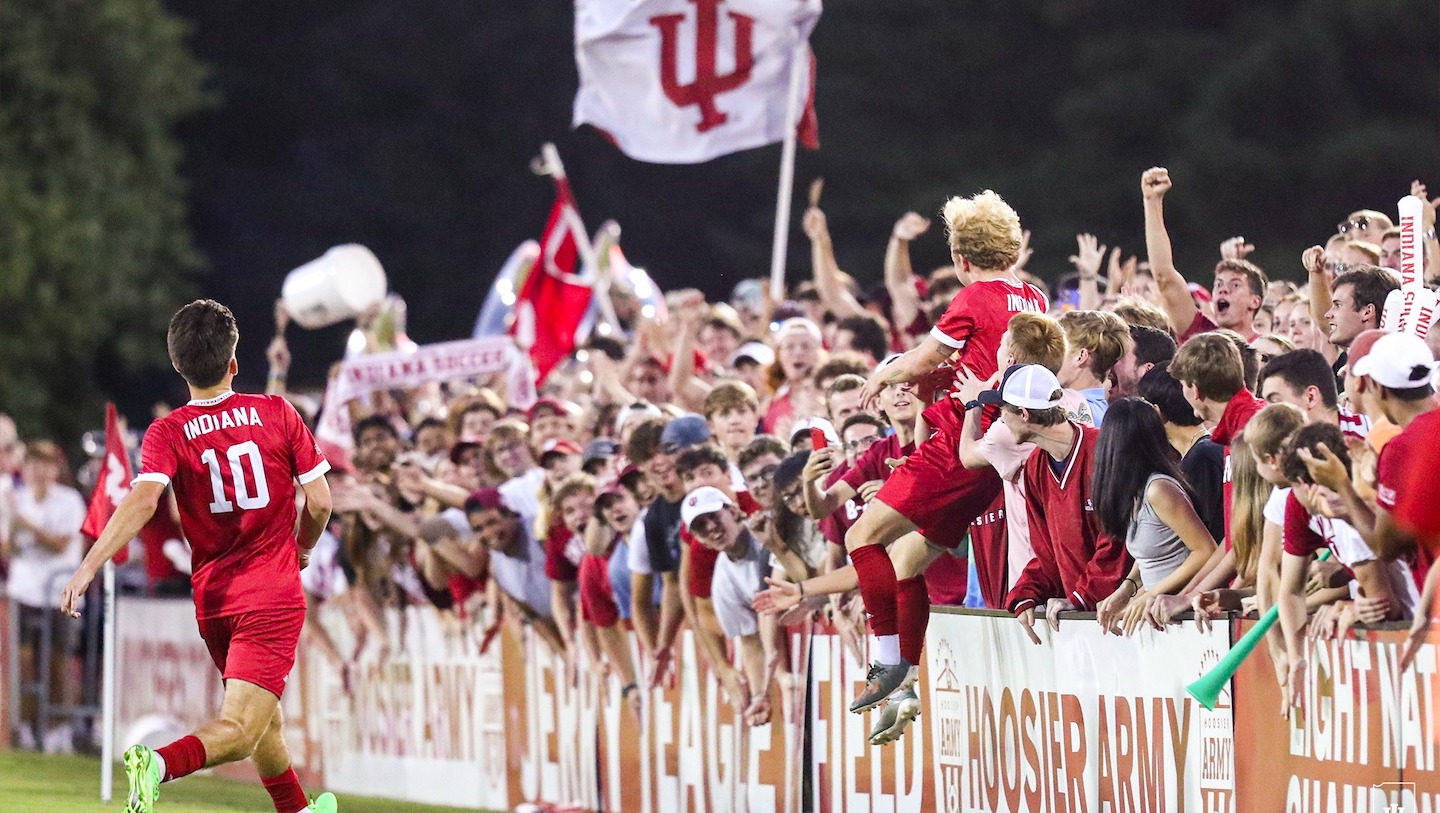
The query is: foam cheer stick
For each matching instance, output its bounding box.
[1186,549,1331,711]
[1381,196,1436,338]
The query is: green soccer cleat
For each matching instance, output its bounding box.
[123,744,161,813]
[309,791,339,812]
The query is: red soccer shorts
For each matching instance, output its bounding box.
[876,425,1002,549]
[196,608,305,699]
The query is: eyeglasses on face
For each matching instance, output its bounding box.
[744,463,780,486]
[844,434,881,454]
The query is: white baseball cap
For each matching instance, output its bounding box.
[978,364,1063,410]
[789,416,840,447]
[681,486,734,530]
[1351,332,1437,389]
[729,341,776,368]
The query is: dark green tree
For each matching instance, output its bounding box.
[0,0,207,446]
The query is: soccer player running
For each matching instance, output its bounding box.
[848,191,1047,713]
[59,301,336,813]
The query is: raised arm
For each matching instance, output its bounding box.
[804,207,866,320]
[1141,168,1200,337]
[885,213,931,332]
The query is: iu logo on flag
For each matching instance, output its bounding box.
[650,0,756,133]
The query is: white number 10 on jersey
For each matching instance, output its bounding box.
[201,441,271,513]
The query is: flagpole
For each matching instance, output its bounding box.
[99,561,116,803]
[540,143,624,337]
[768,38,809,304]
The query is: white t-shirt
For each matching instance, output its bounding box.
[498,467,546,527]
[1266,487,1420,617]
[490,523,553,619]
[626,507,652,575]
[300,529,349,601]
[7,483,87,608]
[710,531,771,638]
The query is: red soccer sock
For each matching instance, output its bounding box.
[156,735,207,782]
[850,544,899,637]
[897,576,930,665]
[261,767,310,813]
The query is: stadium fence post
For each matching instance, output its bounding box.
[99,561,116,802]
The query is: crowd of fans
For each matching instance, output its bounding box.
[5,167,1440,751]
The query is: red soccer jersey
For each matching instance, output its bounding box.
[1005,424,1132,613]
[135,391,330,619]
[1380,409,1440,590]
[927,277,1048,434]
[819,436,913,546]
[544,522,584,582]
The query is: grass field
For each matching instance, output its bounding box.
[0,750,498,813]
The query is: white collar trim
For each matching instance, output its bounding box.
[189,390,236,407]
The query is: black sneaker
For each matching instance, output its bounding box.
[849,660,918,714]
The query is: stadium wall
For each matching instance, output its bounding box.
[97,598,1440,812]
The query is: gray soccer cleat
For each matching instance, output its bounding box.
[850,660,918,714]
[869,686,922,745]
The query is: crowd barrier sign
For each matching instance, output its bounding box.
[1232,619,1440,812]
[101,596,1440,811]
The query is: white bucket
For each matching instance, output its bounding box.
[281,244,388,329]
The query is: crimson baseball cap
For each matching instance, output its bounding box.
[1346,329,1388,372]
[538,438,583,466]
[977,364,1063,409]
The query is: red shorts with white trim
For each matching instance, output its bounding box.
[196,608,305,699]
[875,426,1002,549]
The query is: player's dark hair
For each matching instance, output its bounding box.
[841,413,888,437]
[1259,349,1339,410]
[1093,398,1192,540]
[167,300,238,389]
[1130,324,1177,368]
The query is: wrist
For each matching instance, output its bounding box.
[798,580,806,598]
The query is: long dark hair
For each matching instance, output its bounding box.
[1093,397,1192,539]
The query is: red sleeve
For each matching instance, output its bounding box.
[544,524,579,582]
[1073,531,1132,610]
[280,398,329,484]
[1005,463,1064,613]
[578,555,620,628]
[1282,492,1327,557]
[930,286,979,349]
[1178,311,1217,344]
[819,513,846,547]
[1374,439,1406,511]
[135,421,179,487]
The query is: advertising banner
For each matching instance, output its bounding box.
[922,608,1234,813]
[503,623,813,813]
[1232,620,1440,812]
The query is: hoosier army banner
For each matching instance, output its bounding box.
[921,608,1234,813]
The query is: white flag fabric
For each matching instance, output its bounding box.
[574,0,821,164]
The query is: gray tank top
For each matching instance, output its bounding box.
[1127,474,1192,589]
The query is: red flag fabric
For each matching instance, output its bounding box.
[510,177,594,382]
[81,403,133,563]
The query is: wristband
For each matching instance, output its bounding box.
[964,400,984,411]
[1123,578,1139,596]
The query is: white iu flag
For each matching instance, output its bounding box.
[574,0,821,164]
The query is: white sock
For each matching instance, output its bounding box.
[875,634,900,665]
[153,751,167,781]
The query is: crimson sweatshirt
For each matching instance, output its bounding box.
[1006,423,1133,614]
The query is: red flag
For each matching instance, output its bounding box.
[81,403,133,564]
[510,176,594,382]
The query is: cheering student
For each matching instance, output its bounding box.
[995,365,1132,644]
[1092,398,1218,635]
[843,190,1047,714]
[59,300,338,813]
[1055,310,1132,425]
[1142,166,1269,343]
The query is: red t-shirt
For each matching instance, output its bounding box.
[686,489,764,598]
[136,391,330,619]
[927,278,1048,432]
[1210,388,1266,549]
[138,504,187,584]
[578,551,620,628]
[544,522,585,582]
[1381,408,1440,589]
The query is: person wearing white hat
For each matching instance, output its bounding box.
[681,486,776,727]
[994,365,1132,646]
[1298,331,1438,597]
[728,341,777,407]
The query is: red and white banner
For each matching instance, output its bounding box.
[510,178,596,383]
[573,0,821,164]
[314,336,536,458]
[80,403,133,563]
[922,609,1235,813]
[1381,195,1436,338]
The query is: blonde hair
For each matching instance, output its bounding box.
[1110,297,1174,336]
[1344,240,1381,264]
[1058,310,1132,378]
[942,190,1022,271]
[1006,312,1068,374]
[1227,440,1269,583]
